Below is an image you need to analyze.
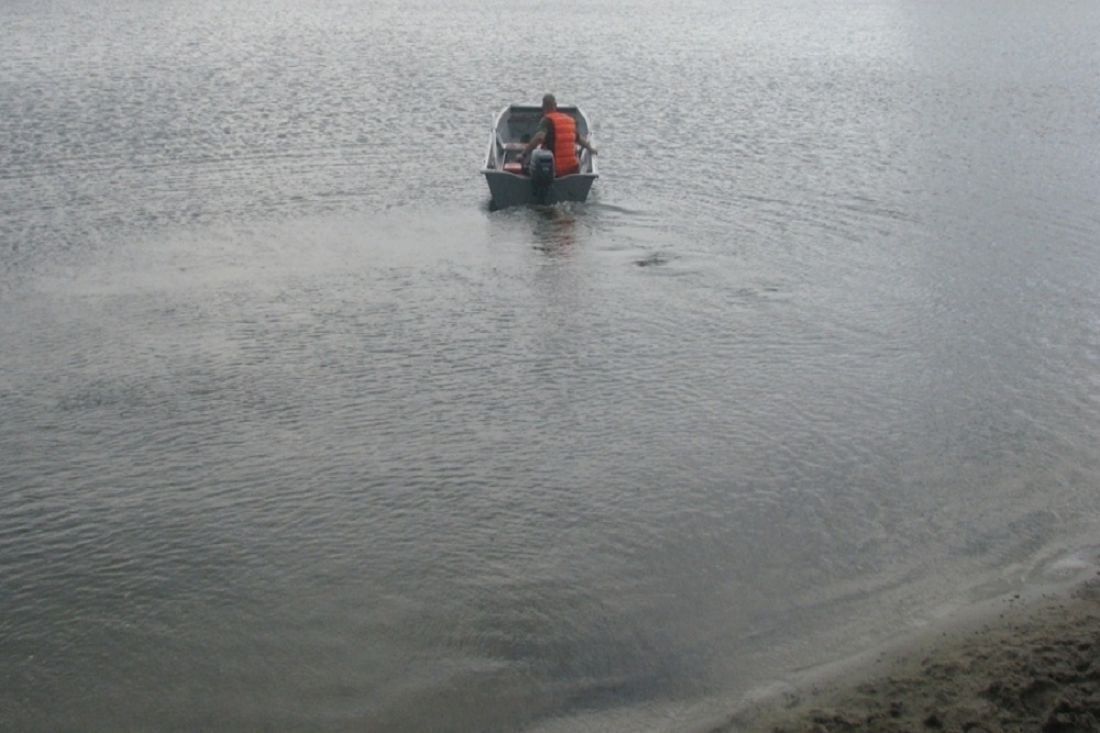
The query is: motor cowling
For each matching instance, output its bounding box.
[528,148,555,188]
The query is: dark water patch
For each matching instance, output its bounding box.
[634,252,670,267]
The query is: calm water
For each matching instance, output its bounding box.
[3,0,1100,730]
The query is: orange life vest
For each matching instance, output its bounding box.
[544,111,580,176]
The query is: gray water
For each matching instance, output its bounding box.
[3,0,1100,730]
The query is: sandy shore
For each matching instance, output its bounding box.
[713,576,1100,733]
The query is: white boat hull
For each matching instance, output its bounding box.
[483,169,597,209]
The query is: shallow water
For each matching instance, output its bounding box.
[3,0,1100,730]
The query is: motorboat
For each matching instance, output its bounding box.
[481,104,598,209]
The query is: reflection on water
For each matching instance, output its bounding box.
[531,207,579,253]
[2,0,1100,731]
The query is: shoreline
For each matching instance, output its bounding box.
[707,572,1100,733]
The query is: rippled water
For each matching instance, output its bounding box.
[3,0,1100,730]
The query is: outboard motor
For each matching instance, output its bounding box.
[528,148,555,203]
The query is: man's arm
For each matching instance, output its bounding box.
[577,134,598,155]
[521,131,546,157]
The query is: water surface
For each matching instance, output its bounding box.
[3,0,1100,730]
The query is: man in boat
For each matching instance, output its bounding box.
[520,94,597,177]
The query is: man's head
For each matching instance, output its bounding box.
[542,94,557,112]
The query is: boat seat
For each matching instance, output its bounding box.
[496,132,525,152]
[503,162,525,174]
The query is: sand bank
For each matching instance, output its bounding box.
[714,576,1100,733]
